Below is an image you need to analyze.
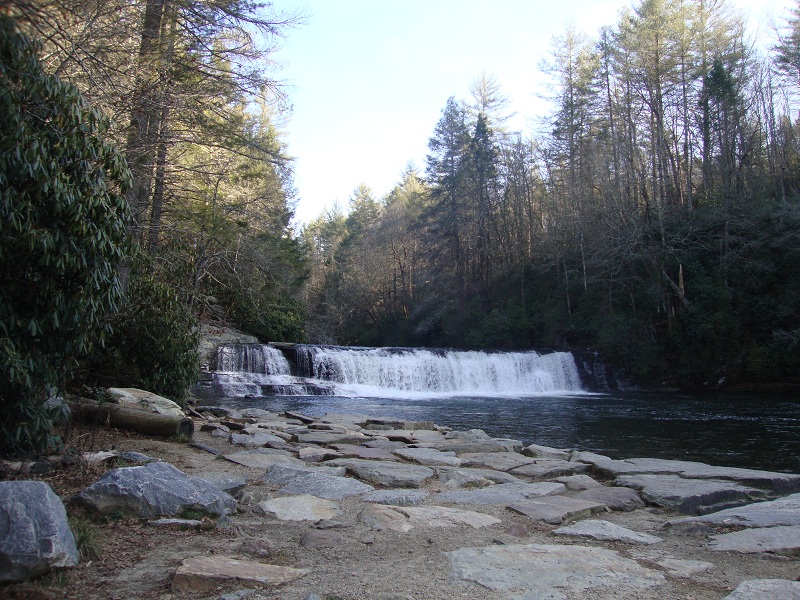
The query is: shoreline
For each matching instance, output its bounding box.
[5,403,800,599]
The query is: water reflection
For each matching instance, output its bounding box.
[211,392,800,473]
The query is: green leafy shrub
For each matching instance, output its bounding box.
[0,17,131,456]
[81,253,199,404]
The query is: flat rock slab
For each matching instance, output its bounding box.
[363,418,436,431]
[262,463,346,486]
[358,503,500,532]
[584,457,800,494]
[425,439,521,454]
[709,525,800,555]
[259,494,340,521]
[362,489,429,506]
[437,469,494,489]
[448,543,665,599]
[73,461,236,518]
[508,495,607,524]
[556,474,603,490]
[330,444,399,461]
[655,558,715,579]
[458,452,536,472]
[297,446,341,461]
[614,474,765,515]
[553,519,662,544]
[723,578,800,599]
[326,458,434,488]
[172,556,309,591]
[668,493,800,529]
[509,459,591,479]
[0,481,79,582]
[279,473,374,499]
[575,486,645,511]
[295,432,368,446]
[230,432,285,448]
[225,449,304,470]
[392,447,461,467]
[437,467,520,485]
[362,429,419,444]
[522,443,572,460]
[438,482,566,505]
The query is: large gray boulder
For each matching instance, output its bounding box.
[73,461,237,518]
[0,481,79,582]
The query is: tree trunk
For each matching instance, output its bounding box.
[69,396,194,438]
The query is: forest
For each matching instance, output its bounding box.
[303,0,800,390]
[1,0,800,455]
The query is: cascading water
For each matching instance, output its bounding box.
[214,344,291,375]
[294,346,583,396]
[196,343,584,399]
[207,344,299,398]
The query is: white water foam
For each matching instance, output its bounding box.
[214,344,291,375]
[298,347,583,397]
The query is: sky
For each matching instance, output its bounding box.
[271,0,793,225]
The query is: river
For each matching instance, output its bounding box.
[210,390,800,474]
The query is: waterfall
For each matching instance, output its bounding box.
[197,343,584,399]
[207,344,297,398]
[294,346,583,396]
[213,344,291,375]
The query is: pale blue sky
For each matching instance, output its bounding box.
[273,0,792,225]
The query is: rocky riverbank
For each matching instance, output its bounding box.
[2,398,800,599]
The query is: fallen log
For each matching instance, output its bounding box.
[69,388,194,439]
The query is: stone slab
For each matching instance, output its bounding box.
[362,418,436,431]
[509,459,591,479]
[508,495,607,524]
[262,463,346,485]
[279,473,374,499]
[392,447,461,467]
[423,439,521,454]
[437,482,566,505]
[259,495,340,521]
[326,458,434,488]
[723,579,800,599]
[614,474,766,515]
[362,489,429,506]
[655,558,715,579]
[398,505,501,530]
[224,449,303,470]
[437,467,520,485]
[668,493,800,529]
[448,543,664,599]
[553,519,662,544]
[358,503,500,532]
[295,432,368,446]
[172,556,309,591]
[458,452,536,472]
[330,444,399,461]
[230,432,286,448]
[522,443,572,460]
[575,486,645,511]
[582,457,800,494]
[709,524,800,555]
[555,474,603,490]
[437,469,494,489]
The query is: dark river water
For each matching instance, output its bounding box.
[209,391,800,474]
